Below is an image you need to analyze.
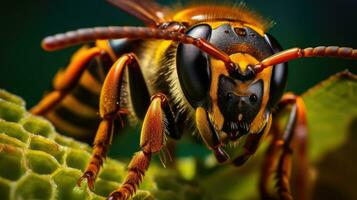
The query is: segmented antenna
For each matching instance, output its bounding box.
[254,46,357,73]
[41,26,234,68]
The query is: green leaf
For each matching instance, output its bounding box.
[303,71,357,199]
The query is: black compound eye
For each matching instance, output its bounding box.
[249,94,258,103]
[264,34,288,107]
[177,24,212,108]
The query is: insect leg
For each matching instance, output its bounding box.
[77,116,113,190]
[107,93,168,200]
[30,47,103,115]
[233,125,269,166]
[260,93,308,200]
[77,53,143,190]
[260,123,284,200]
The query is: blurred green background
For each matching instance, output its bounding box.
[0,0,356,107]
[0,0,356,158]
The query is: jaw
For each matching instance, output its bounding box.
[207,112,269,162]
[221,120,251,141]
[207,112,254,142]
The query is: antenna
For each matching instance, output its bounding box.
[254,46,357,73]
[42,26,234,69]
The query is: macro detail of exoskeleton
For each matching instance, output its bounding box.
[30,0,357,200]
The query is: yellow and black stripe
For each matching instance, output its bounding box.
[46,54,104,142]
[45,39,139,142]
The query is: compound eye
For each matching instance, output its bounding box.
[264,34,288,107]
[177,24,212,108]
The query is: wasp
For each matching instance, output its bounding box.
[30,0,357,200]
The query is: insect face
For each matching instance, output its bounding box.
[217,75,264,140]
[177,22,286,158]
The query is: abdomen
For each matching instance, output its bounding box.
[45,39,141,142]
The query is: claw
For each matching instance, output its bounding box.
[77,171,96,191]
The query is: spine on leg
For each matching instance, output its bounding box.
[109,151,151,200]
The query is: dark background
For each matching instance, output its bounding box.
[0,0,356,157]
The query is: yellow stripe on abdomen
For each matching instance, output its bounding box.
[61,94,99,117]
[45,112,95,139]
[79,70,102,94]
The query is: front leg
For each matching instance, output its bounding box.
[108,93,169,200]
[260,93,308,200]
[78,53,150,190]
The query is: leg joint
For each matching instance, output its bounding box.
[150,93,168,106]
